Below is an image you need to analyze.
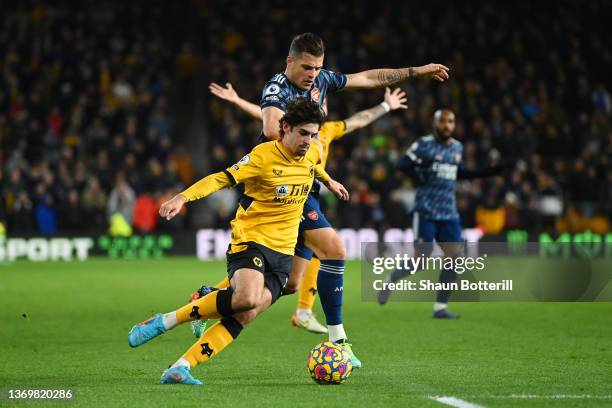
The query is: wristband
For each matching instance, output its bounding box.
[380,101,391,112]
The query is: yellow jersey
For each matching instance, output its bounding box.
[181,140,330,255]
[317,120,346,168]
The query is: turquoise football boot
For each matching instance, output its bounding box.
[191,319,208,339]
[189,285,216,338]
[336,339,362,369]
[128,314,166,348]
[161,366,203,385]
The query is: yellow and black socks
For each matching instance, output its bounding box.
[296,258,320,318]
[177,317,244,368]
[169,287,235,328]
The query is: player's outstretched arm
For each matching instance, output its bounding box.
[209,82,263,121]
[159,172,233,220]
[345,63,449,89]
[343,87,408,135]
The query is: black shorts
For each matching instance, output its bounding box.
[226,241,292,303]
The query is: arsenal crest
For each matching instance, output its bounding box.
[310,87,320,103]
[308,210,319,221]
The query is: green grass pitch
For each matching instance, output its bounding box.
[1,258,611,407]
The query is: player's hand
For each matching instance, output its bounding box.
[412,63,450,82]
[324,179,349,201]
[159,194,186,220]
[384,87,408,110]
[209,82,239,103]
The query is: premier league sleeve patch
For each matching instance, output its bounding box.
[264,83,280,96]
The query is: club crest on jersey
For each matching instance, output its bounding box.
[276,184,289,197]
[308,210,319,221]
[238,155,250,165]
[310,165,314,178]
[273,169,283,176]
[253,257,263,267]
[310,87,320,102]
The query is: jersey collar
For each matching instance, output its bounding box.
[275,140,307,163]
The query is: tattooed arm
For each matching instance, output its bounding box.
[344,63,449,89]
[343,87,408,134]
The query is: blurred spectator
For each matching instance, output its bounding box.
[35,194,57,235]
[107,173,136,226]
[133,194,158,232]
[81,177,108,229]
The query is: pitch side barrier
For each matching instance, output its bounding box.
[2,229,611,265]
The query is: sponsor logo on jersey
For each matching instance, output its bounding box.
[273,169,283,176]
[273,183,310,204]
[433,162,458,180]
[276,184,289,197]
[308,210,319,221]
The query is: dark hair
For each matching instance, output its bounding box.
[289,33,325,57]
[279,97,325,137]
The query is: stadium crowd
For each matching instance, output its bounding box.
[0,2,194,234]
[1,1,610,236]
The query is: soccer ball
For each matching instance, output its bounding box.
[307,341,352,384]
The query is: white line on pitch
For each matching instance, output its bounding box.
[504,394,612,399]
[430,396,486,408]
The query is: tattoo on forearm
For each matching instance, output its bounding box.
[348,104,387,129]
[376,69,409,86]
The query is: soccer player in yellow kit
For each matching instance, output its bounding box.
[127,98,349,385]
[196,83,406,335]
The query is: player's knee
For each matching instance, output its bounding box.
[318,234,345,260]
[234,309,258,326]
[232,291,260,311]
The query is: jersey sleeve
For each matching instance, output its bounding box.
[224,147,264,184]
[260,80,289,111]
[319,69,347,93]
[180,172,233,202]
[404,140,427,163]
[397,140,428,184]
[323,120,347,141]
[314,164,331,182]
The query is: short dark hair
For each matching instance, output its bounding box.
[279,97,325,137]
[289,33,325,57]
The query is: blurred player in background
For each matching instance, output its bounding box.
[196,82,406,336]
[378,108,505,318]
